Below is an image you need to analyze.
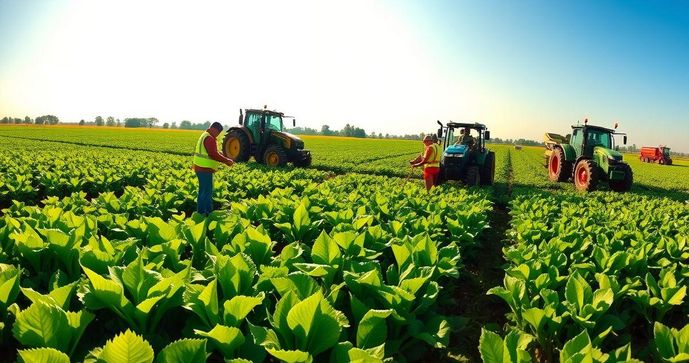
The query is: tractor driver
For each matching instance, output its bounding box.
[456,127,475,147]
[193,122,234,216]
[411,135,442,191]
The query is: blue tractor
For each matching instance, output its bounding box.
[436,121,495,186]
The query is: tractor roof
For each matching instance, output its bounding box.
[571,124,615,133]
[245,109,285,117]
[446,122,487,130]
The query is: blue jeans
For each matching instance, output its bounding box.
[196,171,214,215]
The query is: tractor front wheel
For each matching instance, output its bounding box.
[480,151,496,186]
[222,130,251,162]
[263,145,288,167]
[573,160,599,192]
[548,147,571,182]
[609,164,633,192]
[464,165,481,187]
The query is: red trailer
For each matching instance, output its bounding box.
[639,146,673,165]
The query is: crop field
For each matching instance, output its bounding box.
[0,126,687,362]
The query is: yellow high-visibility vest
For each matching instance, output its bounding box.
[193,132,220,171]
[426,143,441,169]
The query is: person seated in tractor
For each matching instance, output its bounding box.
[410,135,442,191]
[193,122,234,216]
[455,127,475,147]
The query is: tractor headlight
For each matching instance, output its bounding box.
[608,157,618,165]
[444,153,463,158]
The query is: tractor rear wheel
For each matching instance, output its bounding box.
[292,154,312,168]
[548,147,571,182]
[609,164,633,192]
[263,145,288,167]
[573,160,599,192]
[464,165,480,187]
[222,130,251,162]
[659,158,665,165]
[480,151,495,186]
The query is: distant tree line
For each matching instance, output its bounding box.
[489,137,544,146]
[0,115,60,125]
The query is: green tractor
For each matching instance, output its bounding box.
[544,119,633,192]
[436,121,495,186]
[222,107,311,167]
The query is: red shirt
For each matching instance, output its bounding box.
[194,129,233,173]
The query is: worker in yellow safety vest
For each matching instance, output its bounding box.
[193,122,234,216]
[410,135,442,190]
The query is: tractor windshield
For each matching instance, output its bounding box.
[663,148,671,157]
[586,129,612,149]
[266,115,283,132]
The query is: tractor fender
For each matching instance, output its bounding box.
[559,144,576,161]
[227,126,254,144]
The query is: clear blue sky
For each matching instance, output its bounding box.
[0,0,687,151]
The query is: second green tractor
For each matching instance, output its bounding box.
[544,119,633,192]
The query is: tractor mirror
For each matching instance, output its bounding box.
[623,135,627,145]
[238,111,243,125]
[293,119,296,127]
[615,146,620,151]
[485,131,491,140]
[437,128,443,138]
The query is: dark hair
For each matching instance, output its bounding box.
[210,122,224,131]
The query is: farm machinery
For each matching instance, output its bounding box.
[222,106,311,167]
[435,121,495,186]
[639,146,673,165]
[544,119,633,192]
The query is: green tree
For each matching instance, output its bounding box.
[321,124,332,136]
[79,119,85,125]
[116,118,121,127]
[35,115,59,125]
[95,116,104,126]
[106,116,115,126]
[24,116,32,124]
[180,120,192,129]
[171,122,177,129]
[147,117,159,128]
[14,117,22,124]
[163,122,170,129]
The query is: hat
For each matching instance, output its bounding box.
[423,135,433,142]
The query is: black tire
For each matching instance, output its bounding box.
[480,151,496,186]
[292,153,312,168]
[573,159,599,192]
[609,163,633,192]
[548,147,571,182]
[222,129,251,162]
[463,165,480,187]
[262,145,288,167]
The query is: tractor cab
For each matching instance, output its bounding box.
[222,107,312,168]
[435,121,495,186]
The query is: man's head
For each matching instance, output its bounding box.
[463,127,471,136]
[459,129,465,135]
[208,122,224,137]
[423,135,433,145]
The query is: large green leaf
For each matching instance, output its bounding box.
[97,329,154,363]
[223,293,264,327]
[286,291,346,355]
[156,339,207,363]
[194,324,245,358]
[17,348,71,363]
[479,329,505,363]
[265,348,312,363]
[12,301,71,351]
[356,309,392,349]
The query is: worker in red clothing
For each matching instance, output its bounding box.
[410,135,442,191]
[193,122,234,215]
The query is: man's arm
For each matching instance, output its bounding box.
[204,137,234,165]
[413,147,433,167]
